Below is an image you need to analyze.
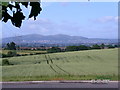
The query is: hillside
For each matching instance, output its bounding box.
[2,48,118,81]
[2,34,117,44]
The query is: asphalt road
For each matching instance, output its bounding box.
[2,82,118,88]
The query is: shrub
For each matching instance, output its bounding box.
[47,47,61,53]
[0,53,2,58]
[91,44,101,49]
[30,53,34,55]
[7,51,17,57]
[2,53,8,58]
[16,54,21,56]
[106,45,115,49]
[2,59,10,66]
[66,45,89,51]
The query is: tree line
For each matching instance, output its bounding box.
[47,44,118,53]
[1,42,118,58]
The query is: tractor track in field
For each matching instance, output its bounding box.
[55,65,70,75]
[44,54,58,74]
[44,54,71,75]
[47,55,53,64]
[49,65,60,74]
[44,54,49,64]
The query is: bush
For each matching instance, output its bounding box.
[91,44,101,49]
[106,45,115,48]
[2,53,8,58]
[7,51,17,57]
[30,53,34,55]
[66,45,89,51]
[0,53,2,58]
[16,54,21,56]
[47,47,61,53]
[66,46,79,51]
[2,59,10,66]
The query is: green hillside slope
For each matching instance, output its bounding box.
[2,49,118,81]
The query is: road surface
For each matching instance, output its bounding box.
[2,81,118,88]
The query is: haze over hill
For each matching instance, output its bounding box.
[2,34,118,45]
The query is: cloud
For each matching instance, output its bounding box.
[2,17,117,39]
[41,2,53,8]
[93,16,118,23]
[22,18,82,36]
[19,17,117,39]
[115,16,120,22]
[59,2,69,7]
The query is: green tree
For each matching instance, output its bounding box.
[114,45,118,48]
[6,42,16,50]
[78,45,89,50]
[1,1,42,28]
[100,43,105,49]
[66,46,79,51]
[106,45,115,49]
[66,45,89,51]
[47,47,61,53]
[92,44,101,49]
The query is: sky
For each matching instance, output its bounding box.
[1,2,118,39]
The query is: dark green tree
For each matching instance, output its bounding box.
[92,44,101,49]
[66,45,89,51]
[6,42,16,50]
[1,1,42,28]
[100,43,105,49]
[78,45,89,50]
[114,45,118,48]
[106,45,115,49]
[47,47,61,53]
[66,46,79,51]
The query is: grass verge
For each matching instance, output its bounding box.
[2,75,118,81]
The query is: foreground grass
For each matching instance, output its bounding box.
[2,48,118,81]
[3,75,118,81]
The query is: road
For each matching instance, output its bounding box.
[2,81,118,88]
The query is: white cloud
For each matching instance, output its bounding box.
[19,17,117,39]
[59,2,69,7]
[21,18,82,36]
[93,16,118,23]
[41,2,53,8]
[3,17,117,39]
[115,16,120,22]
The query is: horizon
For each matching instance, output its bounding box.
[2,33,118,39]
[2,2,118,39]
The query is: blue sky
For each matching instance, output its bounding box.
[2,2,118,39]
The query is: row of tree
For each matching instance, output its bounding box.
[3,42,118,54]
[47,44,118,53]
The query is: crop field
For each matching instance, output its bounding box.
[1,50,47,55]
[1,48,118,81]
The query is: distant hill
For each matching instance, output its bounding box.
[2,34,118,44]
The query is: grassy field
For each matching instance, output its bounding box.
[1,50,47,55]
[1,48,118,81]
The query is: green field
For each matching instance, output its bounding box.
[1,48,118,81]
[1,50,47,55]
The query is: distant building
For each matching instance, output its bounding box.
[19,47,52,50]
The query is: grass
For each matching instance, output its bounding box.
[1,50,47,55]
[1,48,118,81]
[3,75,118,81]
